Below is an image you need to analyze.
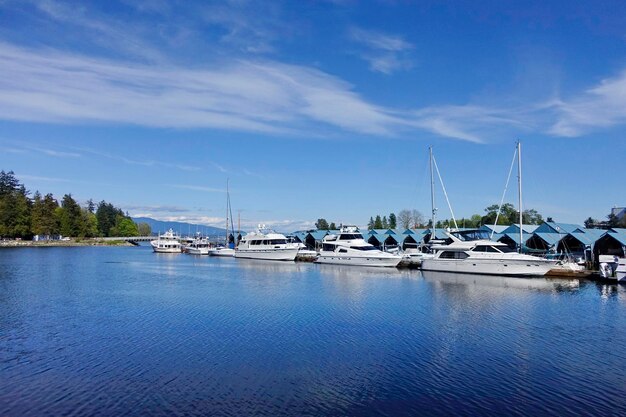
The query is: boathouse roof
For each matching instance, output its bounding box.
[535,222,584,234]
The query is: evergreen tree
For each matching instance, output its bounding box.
[0,172,31,238]
[388,213,397,229]
[329,222,336,230]
[42,194,60,235]
[31,191,45,236]
[59,194,82,237]
[374,215,383,229]
[382,216,388,229]
[367,217,375,230]
[80,208,99,237]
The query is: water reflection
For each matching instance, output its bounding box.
[421,270,580,294]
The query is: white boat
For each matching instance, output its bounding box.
[314,225,402,267]
[208,246,235,257]
[420,143,555,277]
[421,229,556,276]
[150,229,183,253]
[599,255,626,281]
[185,238,210,255]
[401,248,435,266]
[234,225,299,261]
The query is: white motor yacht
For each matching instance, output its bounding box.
[150,229,183,253]
[420,229,556,276]
[185,238,210,255]
[315,226,402,267]
[234,225,299,261]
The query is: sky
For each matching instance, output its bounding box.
[1,0,625,232]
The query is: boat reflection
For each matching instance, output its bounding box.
[420,270,580,293]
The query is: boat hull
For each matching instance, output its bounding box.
[152,247,182,253]
[421,258,554,276]
[315,254,401,267]
[208,248,235,257]
[234,247,298,261]
[186,248,209,255]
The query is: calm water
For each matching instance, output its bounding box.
[1,247,625,416]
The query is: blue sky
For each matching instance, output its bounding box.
[1,0,625,231]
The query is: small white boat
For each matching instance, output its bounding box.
[599,255,626,281]
[401,248,435,266]
[315,225,402,267]
[235,225,299,261]
[150,229,183,253]
[185,238,210,255]
[208,246,235,257]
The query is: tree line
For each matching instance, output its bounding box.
[0,170,150,239]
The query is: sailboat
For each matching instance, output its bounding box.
[421,142,556,277]
[208,179,236,257]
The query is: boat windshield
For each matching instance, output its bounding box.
[339,234,363,240]
[450,230,491,241]
[349,246,377,251]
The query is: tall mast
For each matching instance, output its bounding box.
[225,178,230,244]
[429,146,436,241]
[517,141,523,253]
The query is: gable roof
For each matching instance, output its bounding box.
[535,222,583,234]
[530,232,564,246]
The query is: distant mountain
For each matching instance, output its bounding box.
[132,217,227,237]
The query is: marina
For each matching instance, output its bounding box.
[1,246,625,416]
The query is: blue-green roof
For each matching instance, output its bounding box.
[531,232,564,246]
[367,234,387,244]
[501,224,539,234]
[535,222,583,234]
[479,225,508,234]
[608,231,626,246]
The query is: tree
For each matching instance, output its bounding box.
[607,213,619,228]
[398,209,412,229]
[411,210,424,228]
[96,200,124,236]
[388,213,397,229]
[522,209,543,225]
[470,214,482,228]
[79,208,98,237]
[382,216,388,229]
[315,218,329,230]
[59,194,82,237]
[86,198,96,213]
[329,222,337,230]
[0,173,31,238]
[367,217,375,230]
[137,222,152,236]
[546,217,554,223]
[584,217,596,228]
[374,215,383,229]
[110,216,139,237]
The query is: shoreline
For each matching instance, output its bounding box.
[0,239,136,248]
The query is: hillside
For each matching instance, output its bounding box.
[132,217,228,237]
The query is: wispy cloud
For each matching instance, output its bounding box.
[28,146,81,158]
[169,184,225,193]
[1,38,625,143]
[349,26,414,74]
[74,146,202,172]
[547,69,626,136]
[122,204,191,213]
[16,174,73,183]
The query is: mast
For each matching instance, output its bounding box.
[517,141,523,253]
[429,146,436,241]
[225,178,230,245]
